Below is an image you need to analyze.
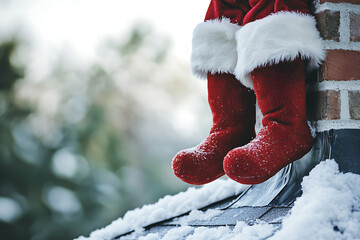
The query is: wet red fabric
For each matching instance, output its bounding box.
[205,0,311,24]
[205,0,251,23]
[172,73,256,185]
[223,59,314,185]
[243,0,310,24]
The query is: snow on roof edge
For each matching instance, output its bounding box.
[77,159,360,240]
[76,178,247,240]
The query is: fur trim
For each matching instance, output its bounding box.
[234,12,325,89]
[191,18,241,79]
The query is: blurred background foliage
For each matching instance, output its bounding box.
[0,19,211,240]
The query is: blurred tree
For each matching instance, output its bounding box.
[0,39,127,240]
[0,41,23,90]
[0,24,209,240]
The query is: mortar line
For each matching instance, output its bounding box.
[340,89,350,120]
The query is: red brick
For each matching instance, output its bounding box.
[321,50,360,81]
[349,91,360,120]
[350,12,360,42]
[316,11,340,41]
[320,0,360,4]
[307,90,340,120]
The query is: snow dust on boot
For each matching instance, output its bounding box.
[224,59,314,185]
[172,73,255,185]
[220,7,325,185]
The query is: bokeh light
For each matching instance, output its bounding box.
[0,0,212,239]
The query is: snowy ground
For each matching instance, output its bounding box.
[77,159,360,240]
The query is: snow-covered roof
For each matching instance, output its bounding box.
[77,159,360,240]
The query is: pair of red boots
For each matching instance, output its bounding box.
[172,58,314,185]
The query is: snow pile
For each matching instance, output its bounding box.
[138,221,275,240]
[76,179,247,240]
[77,160,360,240]
[271,159,360,240]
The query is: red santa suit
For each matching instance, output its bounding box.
[172,0,325,185]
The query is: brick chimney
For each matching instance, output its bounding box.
[313,0,360,130]
[308,0,360,173]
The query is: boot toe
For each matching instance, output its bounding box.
[172,149,224,185]
[223,148,270,185]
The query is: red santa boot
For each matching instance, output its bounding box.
[172,73,256,185]
[172,0,254,185]
[224,58,314,185]
[221,2,325,184]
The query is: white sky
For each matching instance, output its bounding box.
[0,0,210,62]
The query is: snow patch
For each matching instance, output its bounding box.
[154,221,275,240]
[316,120,360,132]
[178,209,222,226]
[76,179,247,240]
[186,226,232,240]
[139,233,159,240]
[161,226,194,240]
[77,160,360,240]
[271,159,360,240]
[307,121,316,138]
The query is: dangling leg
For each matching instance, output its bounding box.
[224,58,314,185]
[172,73,256,185]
